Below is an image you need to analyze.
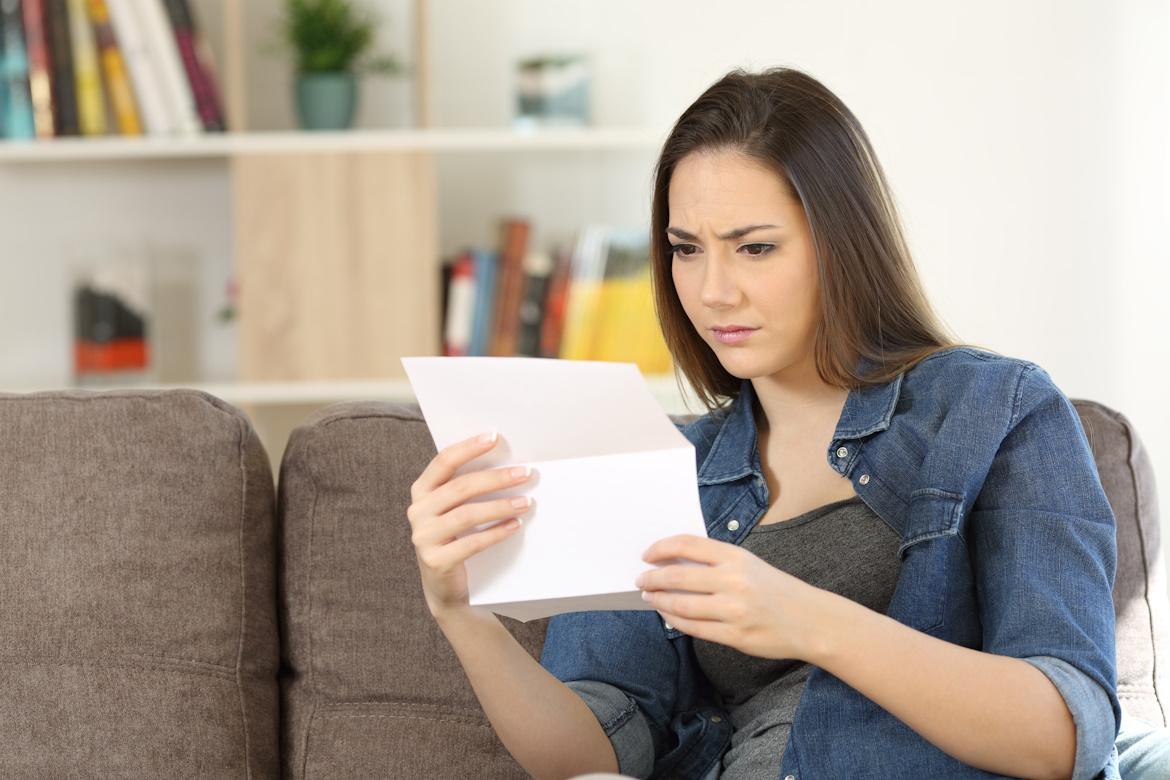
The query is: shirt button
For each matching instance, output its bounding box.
[836,446,848,458]
[711,715,723,723]
[727,519,740,531]
[859,474,870,486]
[664,622,673,630]
[784,775,796,780]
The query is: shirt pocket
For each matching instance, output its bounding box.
[890,487,967,634]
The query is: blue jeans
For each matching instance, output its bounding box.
[1116,709,1170,778]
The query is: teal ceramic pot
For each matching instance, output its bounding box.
[295,71,358,130]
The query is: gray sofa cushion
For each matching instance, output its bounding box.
[277,397,1168,778]
[1073,400,1169,726]
[0,390,280,777]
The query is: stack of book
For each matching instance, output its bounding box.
[0,0,224,140]
[441,219,674,376]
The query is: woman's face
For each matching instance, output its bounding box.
[669,149,821,381]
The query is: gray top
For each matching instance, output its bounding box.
[692,495,902,778]
[564,494,903,779]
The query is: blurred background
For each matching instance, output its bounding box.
[1,0,1167,584]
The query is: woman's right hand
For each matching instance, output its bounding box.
[407,431,534,619]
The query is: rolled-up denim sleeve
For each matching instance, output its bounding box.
[1024,655,1118,780]
[540,609,682,769]
[564,679,656,778]
[968,363,1121,778]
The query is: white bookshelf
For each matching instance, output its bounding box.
[0,127,667,162]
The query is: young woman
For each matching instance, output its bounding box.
[406,68,1168,779]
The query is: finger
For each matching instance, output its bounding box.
[642,589,729,621]
[652,608,731,645]
[415,494,532,547]
[412,431,500,500]
[424,516,525,571]
[636,562,723,594]
[642,534,734,566]
[422,462,533,520]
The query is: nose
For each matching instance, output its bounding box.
[699,253,742,309]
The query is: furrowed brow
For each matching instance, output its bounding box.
[667,224,780,241]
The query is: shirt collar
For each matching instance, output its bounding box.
[695,355,905,486]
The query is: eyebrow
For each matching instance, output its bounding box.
[666,224,780,241]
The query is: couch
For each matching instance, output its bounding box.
[0,389,1165,777]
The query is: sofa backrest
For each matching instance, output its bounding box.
[276,397,1168,778]
[0,390,280,777]
[1072,399,1169,726]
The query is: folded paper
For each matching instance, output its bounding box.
[401,356,708,621]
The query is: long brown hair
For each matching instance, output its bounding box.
[651,67,992,412]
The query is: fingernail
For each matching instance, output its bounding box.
[641,591,652,601]
[478,431,497,444]
[511,496,530,509]
[510,465,530,479]
[634,574,645,587]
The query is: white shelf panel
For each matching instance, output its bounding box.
[3,374,709,415]
[0,127,667,162]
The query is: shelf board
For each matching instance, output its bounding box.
[2,374,708,414]
[0,126,667,162]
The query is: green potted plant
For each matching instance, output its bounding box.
[273,0,404,130]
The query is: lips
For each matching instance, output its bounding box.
[711,326,758,344]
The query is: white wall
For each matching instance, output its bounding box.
[1,0,1167,581]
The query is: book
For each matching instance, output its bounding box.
[468,248,498,356]
[557,225,608,361]
[66,0,106,135]
[135,0,199,135]
[1,0,37,139]
[105,0,169,135]
[22,0,55,138]
[162,0,222,131]
[591,230,671,373]
[87,0,141,134]
[538,245,572,359]
[442,251,476,357]
[489,217,531,356]
[45,0,78,135]
[515,250,552,357]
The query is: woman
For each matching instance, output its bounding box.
[406,67,1166,778]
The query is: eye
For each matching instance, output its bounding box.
[741,243,775,257]
[669,243,698,258]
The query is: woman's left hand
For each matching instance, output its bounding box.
[636,534,827,661]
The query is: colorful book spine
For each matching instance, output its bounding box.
[21,0,56,138]
[135,0,199,135]
[87,0,141,134]
[558,225,608,361]
[539,245,572,358]
[489,217,532,356]
[66,0,106,134]
[162,0,222,131]
[46,0,78,135]
[442,252,476,357]
[105,0,168,134]
[469,248,498,356]
[515,251,552,357]
[1,0,37,139]
[591,231,672,372]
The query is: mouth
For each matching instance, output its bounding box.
[710,327,758,345]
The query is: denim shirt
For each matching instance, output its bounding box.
[540,346,1121,779]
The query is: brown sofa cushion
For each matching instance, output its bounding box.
[278,397,1168,778]
[278,401,548,779]
[0,390,280,777]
